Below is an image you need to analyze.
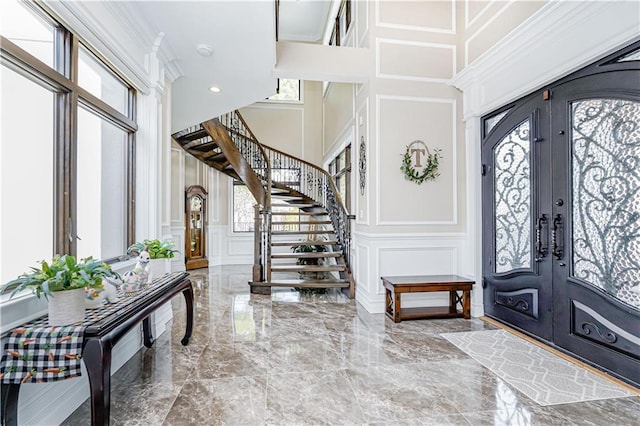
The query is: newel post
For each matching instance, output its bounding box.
[252,204,262,282]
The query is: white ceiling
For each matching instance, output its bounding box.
[278,0,333,43]
[111,0,333,131]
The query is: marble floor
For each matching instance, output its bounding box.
[64,265,640,425]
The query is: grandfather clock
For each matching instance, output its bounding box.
[185,185,208,270]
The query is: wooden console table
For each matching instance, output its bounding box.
[381,275,473,323]
[1,272,193,426]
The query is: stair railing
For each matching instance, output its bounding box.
[204,111,273,282]
[227,111,355,277]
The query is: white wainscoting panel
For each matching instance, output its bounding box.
[353,231,480,315]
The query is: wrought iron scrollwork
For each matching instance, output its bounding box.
[571,98,640,308]
[581,322,618,343]
[216,110,354,279]
[494,120,532,273]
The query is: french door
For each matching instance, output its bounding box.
[482,43,640,386]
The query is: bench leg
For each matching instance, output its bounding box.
[1,383,20,426]
[449,291,457,314]
[463,290,471,319]
[83,338,112,426]
[181,286,194,346]
[393,292,402,323]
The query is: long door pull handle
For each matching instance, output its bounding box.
[535,214,548,262]
[552,214,564,260]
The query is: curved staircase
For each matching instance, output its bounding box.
[172,110,355,297]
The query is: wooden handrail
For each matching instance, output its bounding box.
[201,119,267,207]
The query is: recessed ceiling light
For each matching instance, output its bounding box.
[209,86,221,93]
[197,44,214,57]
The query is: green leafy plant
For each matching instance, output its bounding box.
[2,255,118,300]
[400,145,441,185]
[127,239,177,259]
[291,241,327,266]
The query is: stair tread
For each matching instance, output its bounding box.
[272,220,332,225]
[271,230,334,235]
[272,203,318,208]
[271,252,342,259]
[271,265,345,272]
[271,212,326,216]
[250,279,350,288]
[272,240,339,246]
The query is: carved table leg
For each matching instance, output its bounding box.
[1,383,20,426]
[83,338,112,426]
[181,285,194,346]
[142,317,154,348]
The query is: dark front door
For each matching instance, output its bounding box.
[482,95,554,341]
[551,71,640,383]
[482,43,640,386]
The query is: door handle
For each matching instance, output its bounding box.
[552,214,564,260]
[535,214,548,262]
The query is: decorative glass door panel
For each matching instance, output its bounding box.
[571,98,640,309]
[494,120,532,274]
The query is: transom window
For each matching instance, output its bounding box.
[267,78,301,102]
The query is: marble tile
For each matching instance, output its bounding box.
[267,337,345,374]
[265,370,367,425]
[369,414,472,426]
[64,382,182,425]
[62,266,639,425]
[163,376,267,425]
[268,317,330,341]
[345,365,461,422]
[191,342,271,379]
[549,396,640,425]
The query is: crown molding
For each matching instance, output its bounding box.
[450,0,640,120]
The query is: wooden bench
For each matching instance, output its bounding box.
[1,272,193,426]
[381,275,473,323]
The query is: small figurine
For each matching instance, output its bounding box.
[122,271,141,295]
[133,249,151,285]
[85,275,121,308]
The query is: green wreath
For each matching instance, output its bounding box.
[400,144,441,185]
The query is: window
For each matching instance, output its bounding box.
[268,78,301,102]
[1,0,56,68]
[233,183,255,232]
[328,0,351,47]
[0,65,55,284]
[0,1,136,289]
[329,145,351,212]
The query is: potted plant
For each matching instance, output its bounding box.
[291,239,328,281]
[127,239,176,282]
[2,255,118,325]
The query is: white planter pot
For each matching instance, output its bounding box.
[148,258,170,283]
[48,288,86,326]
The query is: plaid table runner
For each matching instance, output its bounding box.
[0,326,83,384]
